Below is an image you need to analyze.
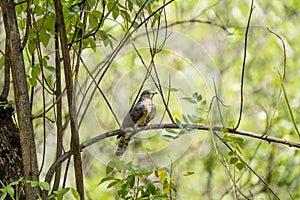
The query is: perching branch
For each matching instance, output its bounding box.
[43,122,300,197]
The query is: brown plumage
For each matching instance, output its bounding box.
[115,90,157,156]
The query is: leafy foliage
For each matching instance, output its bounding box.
[2,0,300,199]
[163,92,207,140]
[99,159,176,200]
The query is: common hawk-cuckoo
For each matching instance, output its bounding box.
[115,90,157,156]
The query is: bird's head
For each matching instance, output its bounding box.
[141,90,157,99]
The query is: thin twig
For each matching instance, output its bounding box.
[21,0,31,49]
[213,132,280,199]
[235,0,255,130]
[78,56,121,128]
[277,70,300,139]
[263,28,287,135]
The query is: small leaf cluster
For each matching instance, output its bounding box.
[99,159,176,199]
[48,187,80,200]
[221,134,246,171]
[163,92,207,140]
[182,92,207,123]
[0,178,80,200]
[0,100,13,110]
[0,178,50,200]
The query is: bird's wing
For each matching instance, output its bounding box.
[116,102,145,155]
[130,102,145,123]
[122,102,145,128]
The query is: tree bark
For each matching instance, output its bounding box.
[53,0,85,199]
[0,1,40,199]
[0,98,25,199]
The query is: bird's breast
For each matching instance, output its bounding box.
[135,99,153,126]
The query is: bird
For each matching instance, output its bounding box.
[115,90,157,157]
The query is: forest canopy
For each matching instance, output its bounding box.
[1,0,300,199]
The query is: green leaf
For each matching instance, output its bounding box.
[89,38,97,51]
[197,94,202,102]
[87,0,96,7]
[151,13,161,27]
[182,97,197,104]
[61,187,71,194]
[98,30,108,41]
[165,128,177,134]
[175,118,183,129]
[230,157,238,164]
[0,56,4,67]
[162,134,178,140]
[0,192,7,200]
[9,178,22,186]
[171,182,177,192]
[236,162,244,171]
[71,188,80,200]
[45,66,56,72]
[29,77,37,87]
[6,186,14,197]
[89,12,98,29]
[99,176,115,185]
[39,182,50,190]
[31,65,40,77]
[46,76,53,87]
[168,87,178,92]
[120,10,131,22]
[131,170,152,177]
[187,114,200,123]
[107,0,115,11]
[200,100,207,106]
[30,181,39,187]
[182,114,189,124]
[192,92,198,99]
[107,180,119,189]
[132,21,139,29]
[146,182,156,194]
[178,129,186,135]
[222,128,229,133]
[106,160,115,175]
[40,31,51,47]
[112,6,119,20]
[127,0,133,11]
[28,41,37,55]
[126,175,135,188]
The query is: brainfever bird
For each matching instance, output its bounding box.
[115,90,157,156]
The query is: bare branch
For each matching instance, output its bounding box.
[263,28,287,135]
[235,0,255,130]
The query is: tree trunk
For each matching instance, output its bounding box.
[0,1,40,199]
[0,98,25,199]
[53,0,85,199]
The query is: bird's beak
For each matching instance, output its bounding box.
[152,91,158,95]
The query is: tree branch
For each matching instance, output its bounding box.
[43,122,300,197]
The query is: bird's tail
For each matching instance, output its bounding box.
[115,133,131,156]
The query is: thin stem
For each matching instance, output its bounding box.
[235,0,255,130]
